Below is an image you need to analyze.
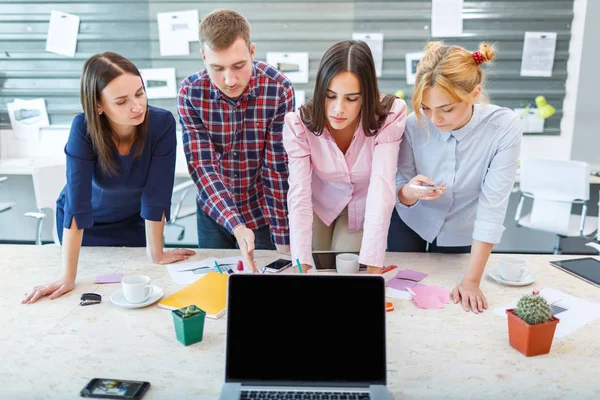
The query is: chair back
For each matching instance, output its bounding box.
[520,159,589,236]
[31,164,66,244]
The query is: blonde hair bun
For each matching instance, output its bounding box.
[478,43,496,63]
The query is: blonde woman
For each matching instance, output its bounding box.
[387,42,523,313]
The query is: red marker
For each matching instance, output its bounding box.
[382,265,398,274]
[237,260,244,271]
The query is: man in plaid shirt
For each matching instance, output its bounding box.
[178,9,294,271]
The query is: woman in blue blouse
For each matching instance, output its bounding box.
[23,52,195,304]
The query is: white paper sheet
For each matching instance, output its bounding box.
[166,256,249,285]
[157,10,199,56]
[295,90,306,109]
[45,10,80,57]
[514,108,545,133]
[386,287,413,301]
[352,33,384,77]
[267,52,309,83]
[140,68,177,99]
[493,288,600,339]
[431,0,463,37]
[405,52,426,85]
[7,98,50,140]
[520,32,557,77]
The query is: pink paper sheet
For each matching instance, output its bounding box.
[386,278,425,291]
[393,269,428,282]
[94,273,123,284]
[410,285,450,309]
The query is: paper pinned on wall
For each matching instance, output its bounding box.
[520,32,557,77]
[45,10,80,57]
[140,68,177,99]
[157,10,199,56]
[352,33,384,77]
[267,52,309,83]
[295,90,306,109]
[405,52,425,85]
[7,98,50,140]
[431,0,463,37]
[514,108,545,133]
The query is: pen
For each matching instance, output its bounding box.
[295,257,303,274]
[382,265,398,274]
[261,267,267,274]
[214,260,223,274]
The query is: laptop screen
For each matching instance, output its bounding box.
[225,274,386,385]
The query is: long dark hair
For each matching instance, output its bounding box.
[80,52,149,176]
[300,40,395,137]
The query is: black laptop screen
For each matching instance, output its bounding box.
[225,274,387,384]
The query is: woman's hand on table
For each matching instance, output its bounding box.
[294,263,312,273]
[22,275,76,304]
[155,248,196,264]
[452,280,488,314]
[366,266,383,274]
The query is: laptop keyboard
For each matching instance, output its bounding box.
[240,390,370,400]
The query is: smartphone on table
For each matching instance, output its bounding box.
[80,378,150,399]
[262,258,293,273]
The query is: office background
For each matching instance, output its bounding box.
[0,0,598,253]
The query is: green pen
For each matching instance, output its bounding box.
[214,260,224,274]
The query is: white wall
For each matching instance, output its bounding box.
[520,0,587,161]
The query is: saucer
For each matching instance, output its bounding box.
[487,266,535,286]
[110,285,164,309]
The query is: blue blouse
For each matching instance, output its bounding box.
[56,106,176,243]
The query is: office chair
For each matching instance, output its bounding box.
[515,159,597,254]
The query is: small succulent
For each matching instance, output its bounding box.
[177,305,204,319]
[514,291,552,325]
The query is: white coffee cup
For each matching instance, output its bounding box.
[499,257,527,282]
[336,253,360,274]
[122,275,153,304]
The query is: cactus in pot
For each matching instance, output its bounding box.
[506,291,560,357]
[514,293,552,325]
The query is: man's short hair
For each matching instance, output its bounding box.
[199,9,251,51]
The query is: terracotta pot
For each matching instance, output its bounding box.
[506,309,560,357]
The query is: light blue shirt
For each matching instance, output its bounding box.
[394,104,523,246]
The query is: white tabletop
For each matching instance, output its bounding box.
[2,245,600,399]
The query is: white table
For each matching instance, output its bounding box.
[2,245,600,399]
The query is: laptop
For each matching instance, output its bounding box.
[219,274,390,400]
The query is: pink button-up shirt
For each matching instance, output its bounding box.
[283,99,407,267]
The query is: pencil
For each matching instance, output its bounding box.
[295,257,303,274]
[214,260,223,274]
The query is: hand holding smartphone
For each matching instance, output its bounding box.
[409,183,443,192]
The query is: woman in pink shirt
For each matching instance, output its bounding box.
[282,40,407,274]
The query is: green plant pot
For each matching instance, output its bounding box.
[172,305,206,346]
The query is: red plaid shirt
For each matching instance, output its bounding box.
[178,61,294,245]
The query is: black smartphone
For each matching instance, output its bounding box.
[263,258,293,273]
[80,378,150,399]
